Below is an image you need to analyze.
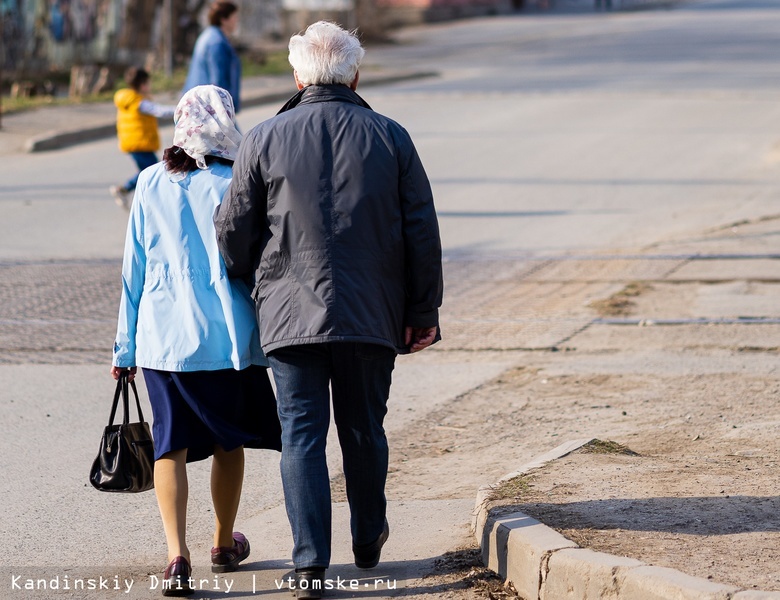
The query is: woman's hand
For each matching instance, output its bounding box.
[110,366,138,382]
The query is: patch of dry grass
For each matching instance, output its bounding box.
[428,548,522,599]
[589,282,652,317]
[486,475,533,502]
[581,439,639,456]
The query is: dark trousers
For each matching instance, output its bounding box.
[124,151,158,191]
[268,342,396,569]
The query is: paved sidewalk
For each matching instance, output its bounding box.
[0,5,777,600]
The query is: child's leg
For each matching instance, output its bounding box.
[125,152,159,191]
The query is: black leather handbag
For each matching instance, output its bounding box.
[89,372,155,493]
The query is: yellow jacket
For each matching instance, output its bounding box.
[114,88,160,153]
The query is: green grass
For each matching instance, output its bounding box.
[1,50,291,116]
[1,91,115,114]
[242,49,291,77]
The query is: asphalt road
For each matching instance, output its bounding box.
[1,0,780,597]
[2,1,780,260]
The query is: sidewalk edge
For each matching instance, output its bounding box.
[24,70,438,153]
[473,440,780,599]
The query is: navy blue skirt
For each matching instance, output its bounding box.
[142,365,282,463]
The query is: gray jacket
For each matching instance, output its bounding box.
[215,84,443,354]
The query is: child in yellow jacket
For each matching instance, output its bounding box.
[111,67,175,209]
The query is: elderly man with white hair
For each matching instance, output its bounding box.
[215,21,443,598]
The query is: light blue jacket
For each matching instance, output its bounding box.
[182,26,242,112]
[113,161,266,371]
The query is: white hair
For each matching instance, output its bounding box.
[288,21,365,86]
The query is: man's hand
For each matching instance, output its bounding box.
[110,366,137,382]
[404,326,437,353]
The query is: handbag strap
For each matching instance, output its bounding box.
[107,375,123,427]
[108,372,147,427]
[121,375,130,426]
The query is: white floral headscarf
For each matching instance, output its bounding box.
[172,85,242,173]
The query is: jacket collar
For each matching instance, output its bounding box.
[276,84,372,115]
[208,25,229,41]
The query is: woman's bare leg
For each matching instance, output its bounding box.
[154,449,190,562]
[211,445,245,548]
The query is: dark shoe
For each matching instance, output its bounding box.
[162,556,193,597]
[353,520,390,569]
[211,532,250,573]
[293,568,325,599]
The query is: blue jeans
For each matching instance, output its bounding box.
[124,151,158,191]
[268,342,396,569]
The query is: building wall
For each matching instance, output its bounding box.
[378,0,513,27]
[1,0,129,75]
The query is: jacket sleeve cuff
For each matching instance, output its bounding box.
[113,342,136,368]
[405,308,439,329]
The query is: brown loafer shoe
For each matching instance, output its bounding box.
[162,556,193,597]
[211,532,250,573]
[353,520,390,569]
[293,568,326,599]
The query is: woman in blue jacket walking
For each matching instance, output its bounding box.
[111,85,279,597]
[182,1,242,113]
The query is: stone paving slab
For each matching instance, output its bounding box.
[522,258,684,283]
[666,259,780,282]
[568,322,780,352]
[5,254,778,361]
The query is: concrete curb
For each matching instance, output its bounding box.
[23,70,437,153]
[24,124,118,152]
[473,440,780,600]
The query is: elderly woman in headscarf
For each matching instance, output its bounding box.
[110,85,281,597]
